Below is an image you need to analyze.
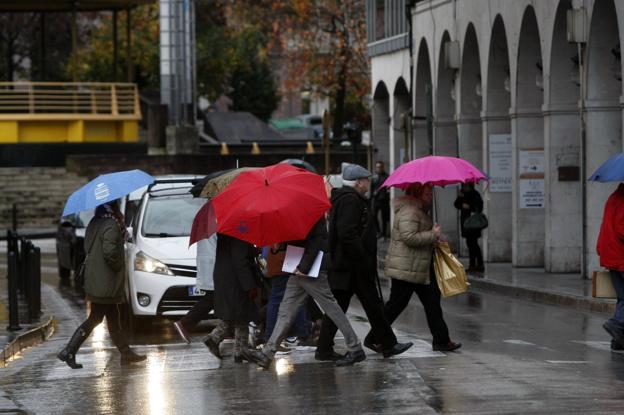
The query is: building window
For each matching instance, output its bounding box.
[376,0,385,40]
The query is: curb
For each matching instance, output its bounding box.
[467,276,615,315]
[1,316,56,368]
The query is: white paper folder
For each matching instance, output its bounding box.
[281,245,323,278]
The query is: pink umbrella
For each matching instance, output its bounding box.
[382,156,487,188]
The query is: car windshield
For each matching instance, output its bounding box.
[308,117,322,125]
[141,196,204,238]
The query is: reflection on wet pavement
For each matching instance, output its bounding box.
[4,270,624,413]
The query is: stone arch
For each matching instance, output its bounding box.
[414,38,433,159]
[545,0,582,272]
[435,30,460,250]
[392,77,410,170]
[372,81,390,173]
[585,0,622,274]
[512,5,545,267]
[484,14,512,262]
[458,22,483,258]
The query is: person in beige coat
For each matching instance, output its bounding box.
[364,183,461,352]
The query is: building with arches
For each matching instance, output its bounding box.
[366,0,624,276]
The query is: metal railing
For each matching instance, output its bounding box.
[0,82,141,120]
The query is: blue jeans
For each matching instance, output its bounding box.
[265,275,310,341]
[610,270,624,330]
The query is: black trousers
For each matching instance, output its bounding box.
[317,274,397,352]
[366,276,450,346]
[374,199,390,237]
[179,292,214,330]
[77,303,129,351]
[465,236,483,268]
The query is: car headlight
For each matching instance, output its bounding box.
[134,251,174,276]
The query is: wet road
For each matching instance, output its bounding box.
[2,260,624,414]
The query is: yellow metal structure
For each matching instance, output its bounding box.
[0,82,141,143]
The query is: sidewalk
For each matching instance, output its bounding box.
[376,239,615,315]
[467,264,615,314]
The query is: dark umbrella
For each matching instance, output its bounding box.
[189,169,234,197]
[280,158,317,173]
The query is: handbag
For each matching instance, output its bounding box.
[433,242,470,298]
[266,245,287,278]
[464,212,488,232]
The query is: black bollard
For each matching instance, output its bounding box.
[11,203,17,232]
[7,251,21,331]
[18,238,27,295]
[28,246,41,322]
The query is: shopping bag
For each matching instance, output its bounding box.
[592,270,616,298]
[433,242,470,298]
[463,212,488,232]
[266,245,287,277]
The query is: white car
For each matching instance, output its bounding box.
[125,176,207,328]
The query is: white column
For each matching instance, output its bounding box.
[544,104,582,272]
[510,108,545,267]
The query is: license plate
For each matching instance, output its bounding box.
[188,286,205,296]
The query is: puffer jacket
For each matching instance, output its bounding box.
[384,196,437,284]
[83,217,126,304]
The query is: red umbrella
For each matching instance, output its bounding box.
[211,164,331,246]
[189,201,217,247]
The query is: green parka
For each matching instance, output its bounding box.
[384,196,437,284]
[83,217,126,304]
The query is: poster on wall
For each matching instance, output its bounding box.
[488,134,512,192]
[518,148,545,209]
[519,178,545,208]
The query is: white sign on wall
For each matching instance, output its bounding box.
[518,148,545,209]
[488,134,512,192]
[519,149,544,175]
[519,179,545,208]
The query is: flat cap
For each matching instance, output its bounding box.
[342,163,372,180]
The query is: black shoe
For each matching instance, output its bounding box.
[314,349,344,362]
[241,348,272,369]
[120,348,147,366]
[363,338,382,354]
[604,322,624,346]
[382,342,413,358]
[611,339,624,352]
[57,348,83,369]
[203,336,222,359]
[433,341,462,352]
[335,349,366,367]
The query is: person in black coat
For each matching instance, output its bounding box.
[454,183,485,272]
[202,234,260,363]
[245,217,367,369]
[316,164,413,359]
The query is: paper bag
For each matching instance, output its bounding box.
[433,242,470,298]
[592,270,616,299]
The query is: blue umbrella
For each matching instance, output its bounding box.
[589,152,624,182]
[62,169,155,217]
